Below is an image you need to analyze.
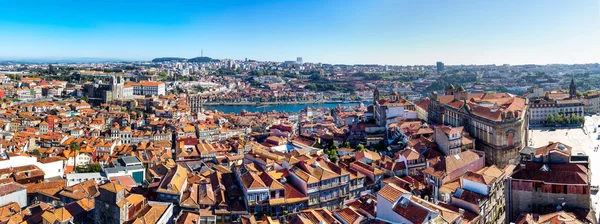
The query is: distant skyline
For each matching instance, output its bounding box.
[0,0,599,65]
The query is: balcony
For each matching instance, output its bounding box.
[307,187,319,193]
[320,182,340,190]
[320,196,339,202]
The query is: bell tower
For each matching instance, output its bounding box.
[569,78,577,98]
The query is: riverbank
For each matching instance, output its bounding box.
[202,100,366,106]
[203,102,365,113]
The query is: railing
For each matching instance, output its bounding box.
[320,182,340,190]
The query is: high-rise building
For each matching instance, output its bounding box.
[297,57,303,64]
[436,61,444,73]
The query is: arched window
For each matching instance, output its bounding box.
[506,130,516,146]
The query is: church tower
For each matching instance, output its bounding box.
[445,84,456,95]
[569,78,577,98]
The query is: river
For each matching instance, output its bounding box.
[203,102,366,114]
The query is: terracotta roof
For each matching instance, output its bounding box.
[334,207,363,224]
[516,211,585,224]
[0,182,26,196]
[99,181,125,194]
[423,150,481,179]
[157,164,188,195]
[131,203,170,224]
[378,183,407,203]
[241,215,258,224]
[534,142,572,157]
[240,171,267,189]
[176,212,200,224]
[511,162,588,185]
[392,195,432,224]
[284,183,308,203]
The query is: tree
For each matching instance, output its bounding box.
[342,142,351,148]
[309,73,323,81]
[70,141,81,151]
[357,144,366,152]
[31,149,41,157]
[328,150,339,163]
[546,114,555,125]
[570,114,578,124]
[75,163,103,173]
[555,113,564,124]
[304,83,317,91]
[157,72,168,81]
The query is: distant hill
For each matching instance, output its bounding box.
[151,57,187,62]
[151,57,219,63]
[0,58,133,64]
[188,57,219,63]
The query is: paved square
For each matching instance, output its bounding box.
[528,127,593,155]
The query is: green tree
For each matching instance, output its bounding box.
[157,72,168,81]
[546,114,555,124]
[31,149,41,157]
[304,83,317,91]
[89,163,103,172]
[555,113,564,124]
[570,114,578,124]
[342,142,351,148]
[309,73,323,81]
[75,163,103,173]
[70,141,81,151]
[356,144,366,152]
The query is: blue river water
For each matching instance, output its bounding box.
[204,102,365,114]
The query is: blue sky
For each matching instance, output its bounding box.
[0,0,599,65]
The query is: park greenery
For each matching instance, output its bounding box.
[75,163,103,173]
[545,113,585,126]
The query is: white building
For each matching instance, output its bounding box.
[66,172,109,186]
[0,154,65,179]
[0,182,27,208]
[130,81,166,96]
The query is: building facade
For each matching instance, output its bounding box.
[428,85,528,167]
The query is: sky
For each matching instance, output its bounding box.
[0,0,599,65]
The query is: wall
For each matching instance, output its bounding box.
[462,179,489,195]
[37,160,64,179]
[443,155,485,185]
[0,188,26,207]
[385,106,405,119]
[148,201,174,224]
[0,155,37,169]
[450,197,480,214]
[510,188,590,221]
[376,193,405,223]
